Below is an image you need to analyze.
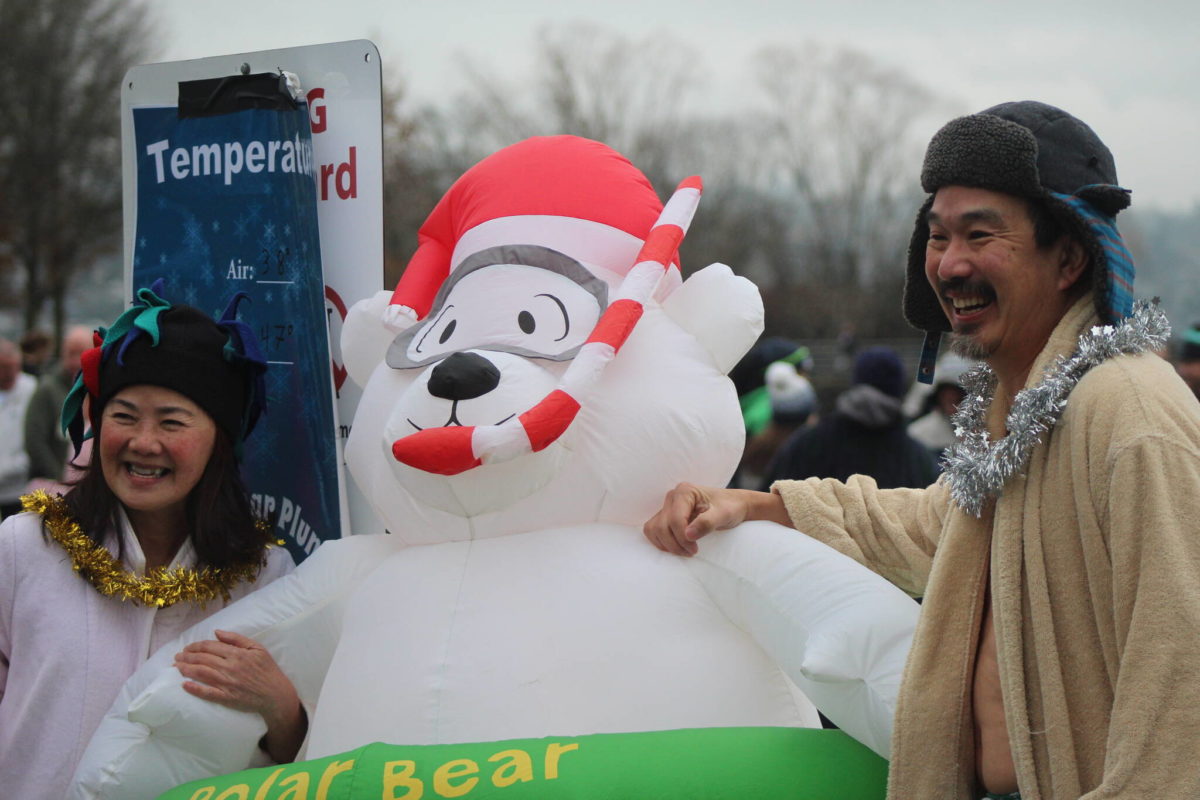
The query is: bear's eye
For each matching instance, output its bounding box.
[518,311,535,334]
[414,305,456,354]
[536,293,570,342]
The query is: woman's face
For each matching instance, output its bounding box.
[99,385,217,525]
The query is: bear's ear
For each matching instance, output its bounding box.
[341,290,407,388]
[662,263,764,374]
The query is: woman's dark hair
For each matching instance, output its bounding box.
[185,427,274,568]
[62,417,273,569]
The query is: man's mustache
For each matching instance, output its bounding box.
[938,277,996,301]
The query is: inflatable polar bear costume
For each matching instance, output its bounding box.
[72,136,919,799]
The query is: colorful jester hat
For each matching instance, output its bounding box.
[384,135,703,475]
[61,280,269,459]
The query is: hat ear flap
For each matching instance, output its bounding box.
[902,197,950,334]
[1075,183,1131,216]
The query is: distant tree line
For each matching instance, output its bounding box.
[0,0,154,342]
[380,23,963,341]
[3,9,1196,351]
[376,24,1198,345]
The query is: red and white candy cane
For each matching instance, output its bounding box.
[391,176,704,475]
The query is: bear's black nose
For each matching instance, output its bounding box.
[427,352,501,401]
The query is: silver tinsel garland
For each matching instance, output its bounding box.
[941,300,1170,517]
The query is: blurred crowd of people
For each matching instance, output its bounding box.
[0,326,95,519]
[730,336,971,492]
[731,323,1200,494]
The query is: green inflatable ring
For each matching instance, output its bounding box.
[160,726,887,800]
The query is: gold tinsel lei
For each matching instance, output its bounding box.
[21,490,268,608]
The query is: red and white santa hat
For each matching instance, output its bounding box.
[387,135,702,476]
[388,135,681,321]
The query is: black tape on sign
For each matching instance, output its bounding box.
[178,72,298,119]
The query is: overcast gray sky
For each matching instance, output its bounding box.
[157,0,1199,212]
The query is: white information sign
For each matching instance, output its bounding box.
[121,40,385,537]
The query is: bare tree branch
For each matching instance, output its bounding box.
[0,0,157,341]
[750,43,960,335]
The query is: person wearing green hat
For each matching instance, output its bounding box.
[0,284,301,799]
[645,102,1200,798]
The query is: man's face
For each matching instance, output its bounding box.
[924,186,1085,384]
[60,328,92,377]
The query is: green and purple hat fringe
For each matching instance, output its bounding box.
[60,279,269,459]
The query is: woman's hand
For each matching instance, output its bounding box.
[175,629,307,763]
[642,482,792,556]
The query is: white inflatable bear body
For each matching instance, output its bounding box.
[71,137,918,799]
[311,286,818,756]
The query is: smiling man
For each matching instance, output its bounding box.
[644,101,1200,799]
[923,187,1085,386]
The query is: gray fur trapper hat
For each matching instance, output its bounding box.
[903,101,1134,347]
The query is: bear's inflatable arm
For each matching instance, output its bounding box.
[687,521,918,757]
[662,262,764,374]
[69,534,401,800]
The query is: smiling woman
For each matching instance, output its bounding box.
[98,387,218,566]
[0,283,301,800]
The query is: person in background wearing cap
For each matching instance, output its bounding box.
[906,352,974,470]
[645,102,1200,798]
[760,346,935,491]
[1175,322,1200,402]
[732,339,818,488]
[0,285,300,799]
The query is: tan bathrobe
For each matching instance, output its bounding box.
[774,296,1200,799]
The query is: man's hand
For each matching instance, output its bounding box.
[175,630,307,762]
[643,483,790,556]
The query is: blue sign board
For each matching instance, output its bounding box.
[131,103,340,561]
